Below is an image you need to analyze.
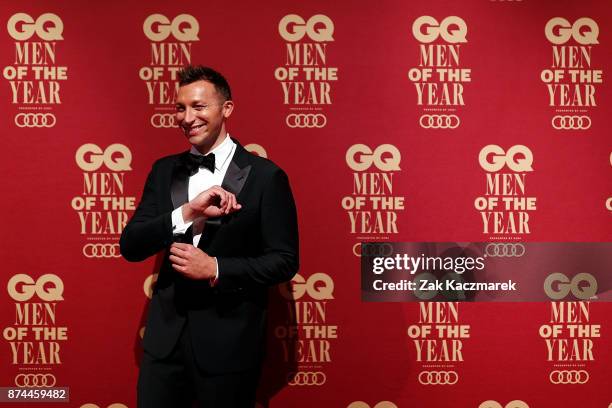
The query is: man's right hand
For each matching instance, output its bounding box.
[182,186,241,222]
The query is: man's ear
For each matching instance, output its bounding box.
[222,100,234,119]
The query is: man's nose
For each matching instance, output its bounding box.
[183,108,195,123]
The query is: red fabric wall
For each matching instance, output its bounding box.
[1,1,610,407]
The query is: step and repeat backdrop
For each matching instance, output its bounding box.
[0,0,610,407]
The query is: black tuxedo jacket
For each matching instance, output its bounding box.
[120,140,299,374]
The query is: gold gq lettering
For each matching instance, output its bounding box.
[409,16,471,129]
[140,14,199,110]
[7,13,63,41]
[541,17,602,130]
[276,14,337,128]
[407,302,469,364]
[276,273,337,375]
[4,13,67,126]
[539,299,600,381]
[244,143,268,158]
[72,143,135,244]
[407,302,469,386]
[4,274,67,366]
[475,145,536,236]
[343,144,404,235]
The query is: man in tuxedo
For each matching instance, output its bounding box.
[120,65,299,408]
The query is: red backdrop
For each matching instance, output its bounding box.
[1,0,610,407]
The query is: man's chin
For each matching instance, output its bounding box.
[187,131,224,151]
[187,134,207,146]
[187,134,217,152]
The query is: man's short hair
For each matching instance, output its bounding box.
[178,65,232,101]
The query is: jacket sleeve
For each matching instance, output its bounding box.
[216,168,299,289]
[119,162,174,262]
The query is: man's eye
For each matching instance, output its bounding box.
[175,107,184,112]
[194,105,207,111]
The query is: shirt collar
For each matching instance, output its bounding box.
[189,134,235,171]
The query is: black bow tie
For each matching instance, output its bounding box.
[184,153,215,175]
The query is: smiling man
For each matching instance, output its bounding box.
[120,65,299,408]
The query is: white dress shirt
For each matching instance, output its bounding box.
[171,135,237,279]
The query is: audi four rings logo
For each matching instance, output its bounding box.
[15,113,56,128]
[287,371,326,386]
[418,370,458,385]
[353,243,393,257]
[83,243,121,258]
[150,114,177,128]
[286,114,327,128]
[419,114,460,129]
[551,115,591,130]
[15,374,56,387]
[484,243,525,257]
[549,370,589,384]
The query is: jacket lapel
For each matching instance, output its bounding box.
[170,152,190,210]
[221,140,252,198]
[201,140,252,229]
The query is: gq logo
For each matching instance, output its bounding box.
[244,143,268,158]
[143,14,199,42]
[75,143,132,172]
[412,16,467,43]
[346,144,401,172]
[545,17,598,45]
[544,273,597,300]
[143,273,159,299]
[478,145,533,172]
[479,401,529,408]
[347,403,397,408]
[7,13,63,41]
[279,273,334,300]
[7,274,64,302]
[278,14,334,42]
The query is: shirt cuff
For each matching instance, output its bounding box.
[171,206,193,235]
[210,257,219,287]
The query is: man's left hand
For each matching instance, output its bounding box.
[169,243,216,280]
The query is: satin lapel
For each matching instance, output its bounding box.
[221,141,252,198]
[221,161,251,197]
[202,141,252,229]
[170,153,190,210]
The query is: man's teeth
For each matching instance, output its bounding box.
[184,124,203,133]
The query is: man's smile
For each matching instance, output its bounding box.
[183,123,205,136]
